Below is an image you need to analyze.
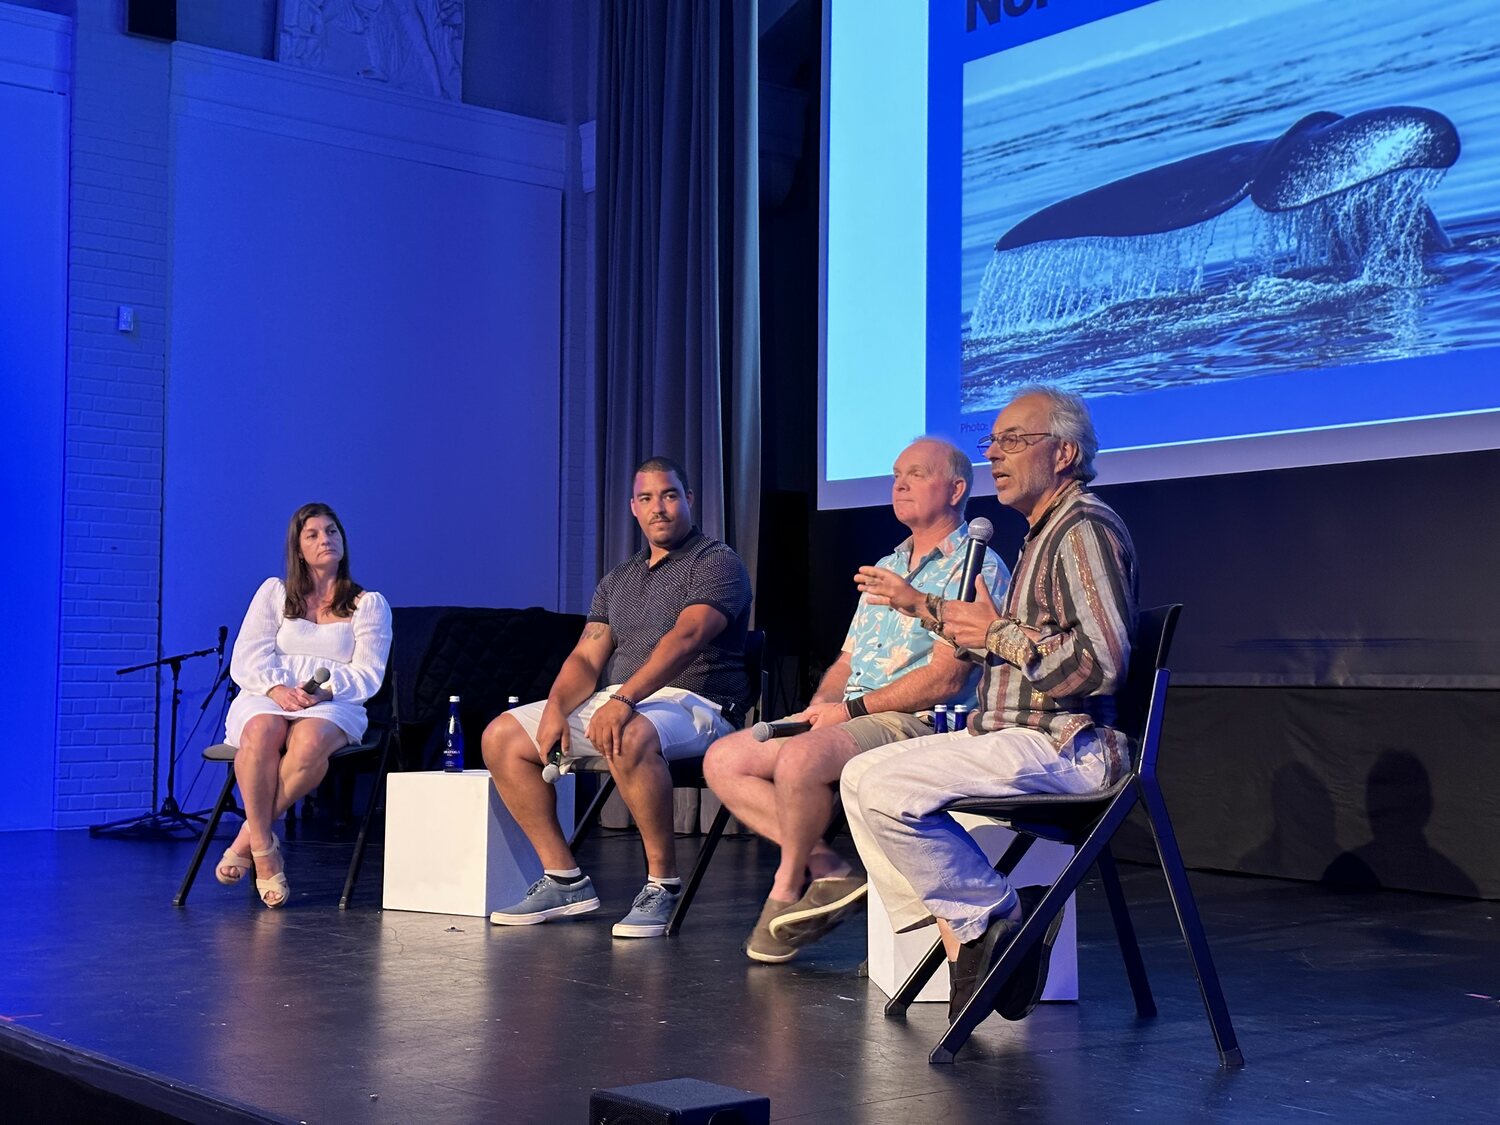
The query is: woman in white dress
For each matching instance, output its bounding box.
[214,502,392,907]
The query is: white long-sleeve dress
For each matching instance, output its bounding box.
[223,577,393,747]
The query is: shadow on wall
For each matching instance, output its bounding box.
[1239,752,1477,898]
[1320,750,1478,897]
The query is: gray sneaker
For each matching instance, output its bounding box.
[744,896,800,964]
[489,875,600,926]
[767,875,868,941]
[611,881,682,938]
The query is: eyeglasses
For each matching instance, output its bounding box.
[976,432,1055,454]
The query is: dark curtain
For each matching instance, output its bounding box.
[594,0,761,584]
[594,0,761,832]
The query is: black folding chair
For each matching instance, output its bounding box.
[885,605,1243,1067]
[566,629,767,937]
[172,669,402,911]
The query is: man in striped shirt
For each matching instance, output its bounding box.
[842,386,1137,1023]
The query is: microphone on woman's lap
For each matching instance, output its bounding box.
[300,667,331,693]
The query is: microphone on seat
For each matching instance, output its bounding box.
[751,719,813,742]
[542,742,572,783]
[956,517,995,603]
[300,667,331,693]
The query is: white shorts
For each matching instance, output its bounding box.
[505,685,733,763]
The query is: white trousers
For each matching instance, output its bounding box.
[841,726,1109,943]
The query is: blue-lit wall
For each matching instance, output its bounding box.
[0,2,583,828]
[0,6,67,830]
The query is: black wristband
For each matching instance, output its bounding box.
[609,692,638,711]
[845,695,869,719]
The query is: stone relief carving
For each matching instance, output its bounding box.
[278,0,464,101]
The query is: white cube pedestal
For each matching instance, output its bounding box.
[867,814,1078,1004]
[382,769,575,917]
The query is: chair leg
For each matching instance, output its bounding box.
[173,768,238,907]
[1097,843,1156,1018]
[886,830,1038,1019]
[824,803,848,843]
[568,775,616,851]
[931,792,1138,1064]
[931,876,1079,1064]
[340,737,395,911]
[884,936,947,1020]
[992,833,1034,877]
[1139,772,1244,1067]
[667,801,732,936]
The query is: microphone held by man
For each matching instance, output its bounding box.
[751,719,814,742]
[541,742,572,783]
[956,517,994,603]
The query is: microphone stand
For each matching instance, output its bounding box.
[90,630,226,841]
[194,635,245,823]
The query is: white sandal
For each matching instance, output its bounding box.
[214,845,254,886]
[253,836,290,908]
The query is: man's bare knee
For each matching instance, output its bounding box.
[703,728,755,786]
[610,721,664,774]
[481,713,532,771]
[624,716,662,757]
[773,733,858,790]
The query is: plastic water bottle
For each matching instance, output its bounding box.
[951,704,969,733]
[933,704,949,734]
[507,695,520,709]
[443,695,465,773]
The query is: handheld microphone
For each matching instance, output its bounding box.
[751,719,813,742]
[300,667,331,693]
[541,742,572,783]
[957,517,995,603]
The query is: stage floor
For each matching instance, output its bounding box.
[1,825,1496,1122]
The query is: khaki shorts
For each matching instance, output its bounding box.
[843,711,934,754]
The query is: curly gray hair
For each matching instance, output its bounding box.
[1007,384,1099,483]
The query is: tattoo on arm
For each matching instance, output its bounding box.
[582,622,609,641]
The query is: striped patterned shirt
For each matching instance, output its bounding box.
[971,482,1138,781]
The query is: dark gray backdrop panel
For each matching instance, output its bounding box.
[1112,686,1499,899]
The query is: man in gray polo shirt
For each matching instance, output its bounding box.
[482,456,753,938]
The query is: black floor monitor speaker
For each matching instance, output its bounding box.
[590,1078,770,1125]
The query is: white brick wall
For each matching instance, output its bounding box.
[56,1,171,826]
[49,3,595,822]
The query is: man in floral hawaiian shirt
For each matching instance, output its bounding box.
[704,437,1007,962]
